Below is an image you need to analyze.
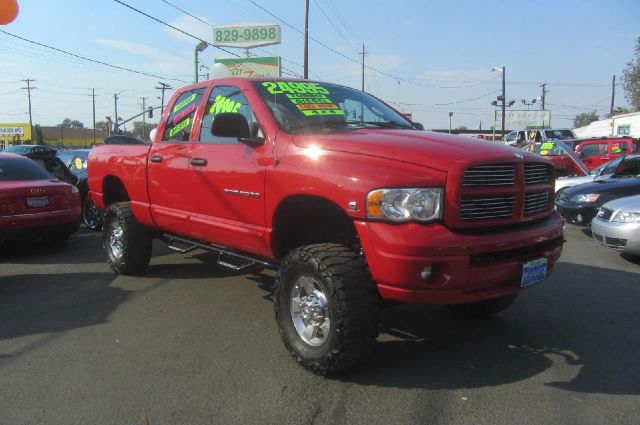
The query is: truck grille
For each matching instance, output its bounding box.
[524,163,552,185]
[460,195,515,220]
[463,164,514,186]
[524,191,549,215]
[597,207,614,221]
[451,160,554,227]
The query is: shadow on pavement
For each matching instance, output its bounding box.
[338,261,640,396]
[0,272,130,343]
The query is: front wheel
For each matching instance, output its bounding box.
[82,197,103,231]
[274,243,380,375]
[445,294,518,318]
[103,202,151,275]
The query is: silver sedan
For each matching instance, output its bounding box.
[591,195,640,256]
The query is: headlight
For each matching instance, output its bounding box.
[570,193,600,203]
[367,188,442,222]
[612,211,640,223]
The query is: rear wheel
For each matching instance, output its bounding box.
[445,294,518,318]
[274,243,379,375]
[103,202,151,275]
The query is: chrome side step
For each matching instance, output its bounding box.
[161,233,279,270]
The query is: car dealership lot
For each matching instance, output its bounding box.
[1,226,639,425]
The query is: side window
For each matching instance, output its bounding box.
[580,143,606,156]
[631,142,638,153]
[162,88,205,142]
[200,85,261,144]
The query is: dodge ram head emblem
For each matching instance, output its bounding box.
[514,153,524,160]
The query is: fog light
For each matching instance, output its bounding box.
[420,266,433,281]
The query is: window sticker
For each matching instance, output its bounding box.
[210,95,242,115]
[74,157,83,170]
[173,103,196,125]
[540,142,555,150]
[169,117,191,138]
[172,93,197,113]
[261,81,345,117]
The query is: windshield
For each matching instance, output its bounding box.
[544,129,574,140]
[252,81,416,134]
[533,141,565,156]
[5,145,30,154]
[0,156,53,181]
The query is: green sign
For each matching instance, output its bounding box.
[215,57,281,78]
[213,24,281,48]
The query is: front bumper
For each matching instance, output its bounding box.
[591,218,640,255]
[555,199,599,226]
[355,212,564,305]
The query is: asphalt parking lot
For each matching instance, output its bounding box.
[1,225,639,425]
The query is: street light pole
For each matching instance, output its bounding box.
[114,90,126,134]
[501,66,505,138]
[195,41,208,83]
[304,0,309,79]
[449,112,453,133]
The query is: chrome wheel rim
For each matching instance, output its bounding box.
[109,220,124,259]
[83,200,101,229]
[290,276,331,347]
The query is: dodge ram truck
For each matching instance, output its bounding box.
[88,77,564,374]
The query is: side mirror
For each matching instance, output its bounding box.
[212,113,265,146]
[412,122,425,130]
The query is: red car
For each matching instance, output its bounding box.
[527,141,579,176]
[574,137,639,171]
[0,152,81,244]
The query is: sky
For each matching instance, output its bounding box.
[0,0,638,131]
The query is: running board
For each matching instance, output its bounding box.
[161,233,279,270]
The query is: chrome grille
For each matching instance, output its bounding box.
[463,164,515,187]
[524,163,551,185]
[460,196,515,220]
[597,207,614,221]
[524,191,549,215]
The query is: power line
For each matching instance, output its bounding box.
[0,30,188,83]
[312,0,358,54]
[434,90,501,106]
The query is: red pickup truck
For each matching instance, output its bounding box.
[88,78,564,374]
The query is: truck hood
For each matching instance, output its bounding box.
[292,129,535,171]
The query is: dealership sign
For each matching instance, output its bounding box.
[214,57,281,78]
[495,110,551,127]
[0,126,25,136]
[213,24,281,49]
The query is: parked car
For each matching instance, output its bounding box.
[57,149,102,230]
[507,128,576,147]
[527,140,578,177]
[555,155,640,225]
[5,144,57,156]
[26,153,78,186]
[573,137,639,171]
[591,195,640,256]
[0,152,81,244]
[555,154,631,193]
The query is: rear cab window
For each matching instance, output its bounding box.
[162,88,206,142]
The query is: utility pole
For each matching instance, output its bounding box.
[539,83,547,110]
[91,88,96,147]
[501,66,505,137]
[141,97,147,139]
[114,91,126,134]
[359,44,367,92]
[21,79,36,139]
[155,82,172,114]
[304,0,309,79]
[610,74,616,117]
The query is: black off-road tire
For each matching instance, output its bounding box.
[445,293,518,318]
[274,243,380,375]
[103,202,151,275]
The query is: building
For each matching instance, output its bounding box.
[41,126,108,148]
[0,123,32,149]
[574,111,640,138]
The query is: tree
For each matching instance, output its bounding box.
[605,106,632,118]
[573,110,599,128]
[95,120,110,133]
[621,36,640,111]
[130,121,157,140]
[457,125,468,130]
[33,124,44,145]
[56,118,84,129]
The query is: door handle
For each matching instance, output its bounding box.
[150,155,163,163]
[190,158,208,166]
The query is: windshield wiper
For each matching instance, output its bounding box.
[360,120,416,129]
